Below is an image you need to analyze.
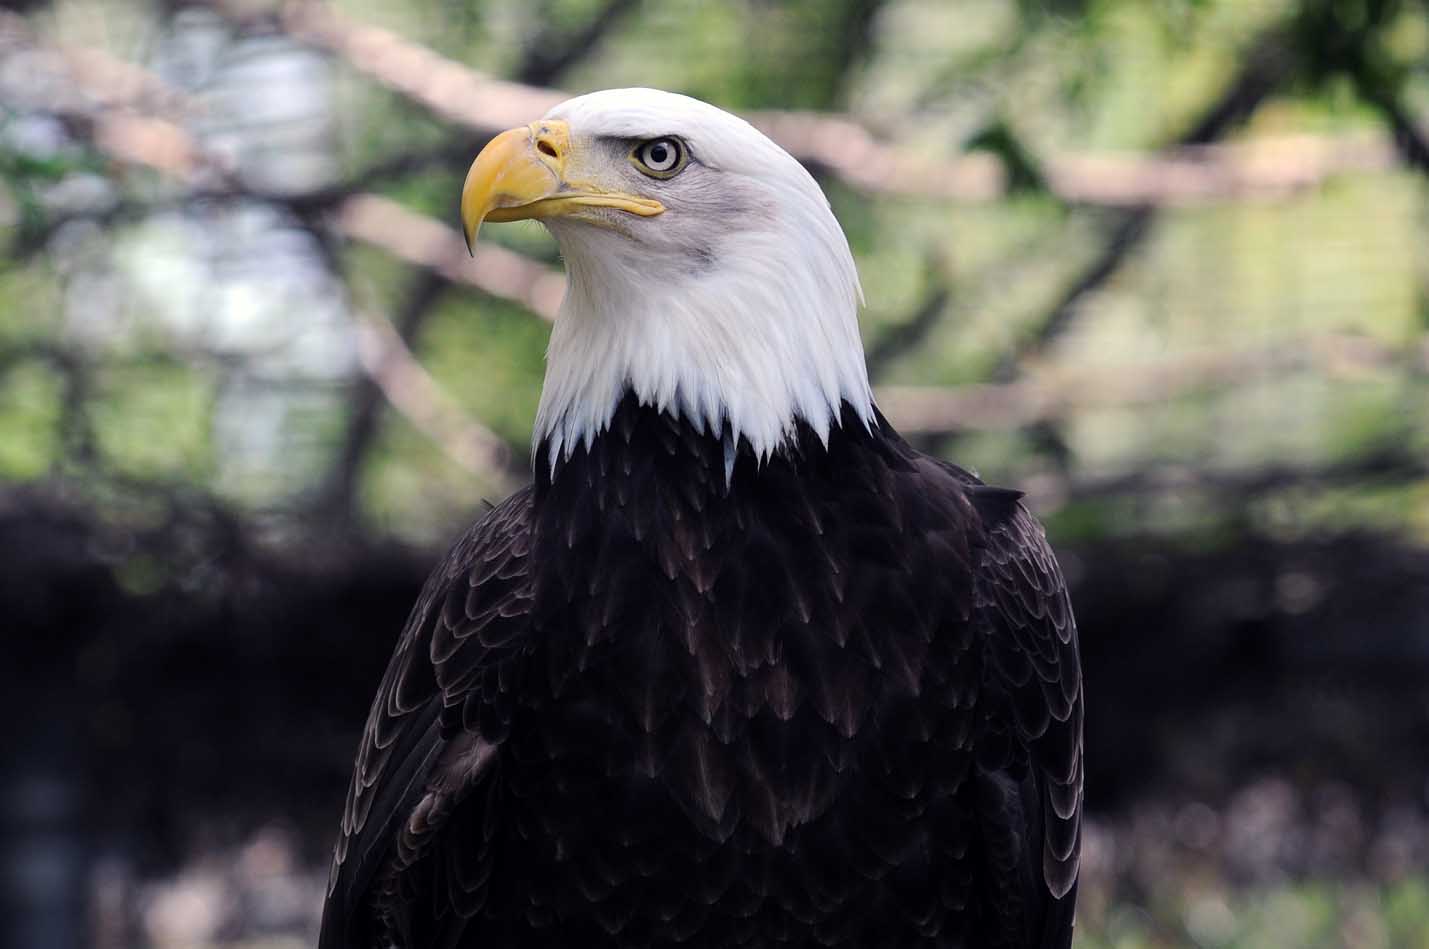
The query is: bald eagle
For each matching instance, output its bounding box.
[320,89,1082,949]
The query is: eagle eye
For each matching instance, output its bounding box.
[631,137,687,179]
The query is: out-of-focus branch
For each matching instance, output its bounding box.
[1045,134,1396,206]
[1334,31,1429,176]
[317,270,449,522]
[9,2,1401,220]
[1040,449,1429,512]
[319,194,564,518]
[303,194,541,521]
[992,30,1292,379]
[514,0,641,86]
[748,111,1006,201]
[864,256,952,380]
[310,204,1429,441]
[0,340,98,466]
[879,333,1429,435]
[0,11,194,119]
[991,209,1151,379]
[255,0,990,201]
[0,13,226,188]
[1,15,537,510]
[252,2,1410,208]
[333,194,564,321]
[9,6,1408,212]
[313,0,632,522]
[352,309,521,483]
[16,3,1429,505]
[271,1,563,130]
[0,54,552,320]
[1373,94,1429,174]
[3,9,565,324]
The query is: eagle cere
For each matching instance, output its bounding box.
[320,88,1083,949]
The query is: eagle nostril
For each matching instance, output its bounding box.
[536,138,559,159]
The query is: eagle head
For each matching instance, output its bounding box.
[460,88,873,471]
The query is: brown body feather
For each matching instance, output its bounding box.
[320,394,1082,948]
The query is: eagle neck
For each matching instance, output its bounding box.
[532,390,899,502]
[533,206,874,475]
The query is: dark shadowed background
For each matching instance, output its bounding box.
[3,0,1429,946]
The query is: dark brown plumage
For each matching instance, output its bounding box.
[320,393,1082,948]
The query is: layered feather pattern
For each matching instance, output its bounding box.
[320,395,1082,948]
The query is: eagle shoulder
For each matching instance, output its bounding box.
[914,454,1084,945]
[319,487,536,949]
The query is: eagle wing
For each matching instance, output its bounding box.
[966,480,1084,947]
[319,488,535,949]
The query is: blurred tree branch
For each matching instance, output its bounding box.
[9,27,1420,497]
[992,28,1294,380]
[514,0,642,86]
[1370,87,1429,173]
[316,269,448,522]
[7,0,1428,530]
[4,3,1409,249]
[333,194,563,320]
[882,332,1429,435]
[233,1,1409,208]
[305,0,637,522]
[1313,0,1429,176]
[351,306,525,481]
[8,3,1421,222]
[1046,448,1429,511]
[0,340,98,467]
[319,192,557,523]
[864,255,953,381]
[247,0,565,128]
[0,10,194,118]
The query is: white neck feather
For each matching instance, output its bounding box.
[533,182,874,473]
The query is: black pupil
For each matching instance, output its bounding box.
[648,143,670,165]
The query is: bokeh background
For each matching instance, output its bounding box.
[3,0,1429,946]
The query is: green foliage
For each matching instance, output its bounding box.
[0,360,62,479]
[0,124,103,242]
[3,0,1428,545]
[89,361,215,482]
[1075,877,1429,948]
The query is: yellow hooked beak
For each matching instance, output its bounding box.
[459,120,666,254]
